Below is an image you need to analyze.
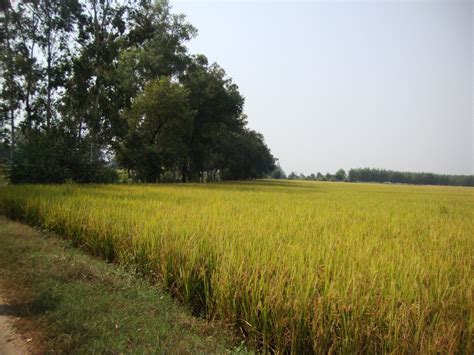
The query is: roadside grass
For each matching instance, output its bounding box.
[0,216,246,354]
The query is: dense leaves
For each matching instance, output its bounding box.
[116,77,192,182]
[348,168,474,187]
[0,0,276,183]
[288,168,474,186]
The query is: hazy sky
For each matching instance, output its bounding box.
[172,0,473,175]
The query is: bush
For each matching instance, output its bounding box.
[8,130,118,184]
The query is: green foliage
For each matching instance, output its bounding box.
[181,56,248,181]
[270,164,286,179]
[221,129,276,180]
[1,0,276,183]
[348,168,474,186]
[335,168,346,181]
[117,77,192,182]
[8,129,118,183]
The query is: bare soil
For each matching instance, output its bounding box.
[0,288,31,355]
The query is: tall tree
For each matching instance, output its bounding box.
[117,77,192,182]
[62,0,127,162]
[38,0,81,129]
[14,0,39,134]
[180,55,245,181]
[3,0,278,183]
[114,0,196,142]
[0,0,23,160]
[335,168,346,181]
[221,128,275,180]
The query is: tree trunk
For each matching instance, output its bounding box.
[24,2,39,135]
[9,106,15,161]
[45,0,52,130]
[25,89,32,134]
[181,164,186,183]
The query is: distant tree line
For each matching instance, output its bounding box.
[285,169,347,182]
[0,0,276,183]
[347,168,474,187]
[277,167,473,187]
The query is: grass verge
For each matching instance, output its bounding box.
[0,216,246,354]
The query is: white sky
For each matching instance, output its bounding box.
[172,0,473,175]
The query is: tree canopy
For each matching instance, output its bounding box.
[348,168,474,187]
[0,0,276,183]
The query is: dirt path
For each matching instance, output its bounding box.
[0,289,30,355]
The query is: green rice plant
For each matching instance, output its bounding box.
[0,181,472,353]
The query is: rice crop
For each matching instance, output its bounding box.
[0,181,472,353]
